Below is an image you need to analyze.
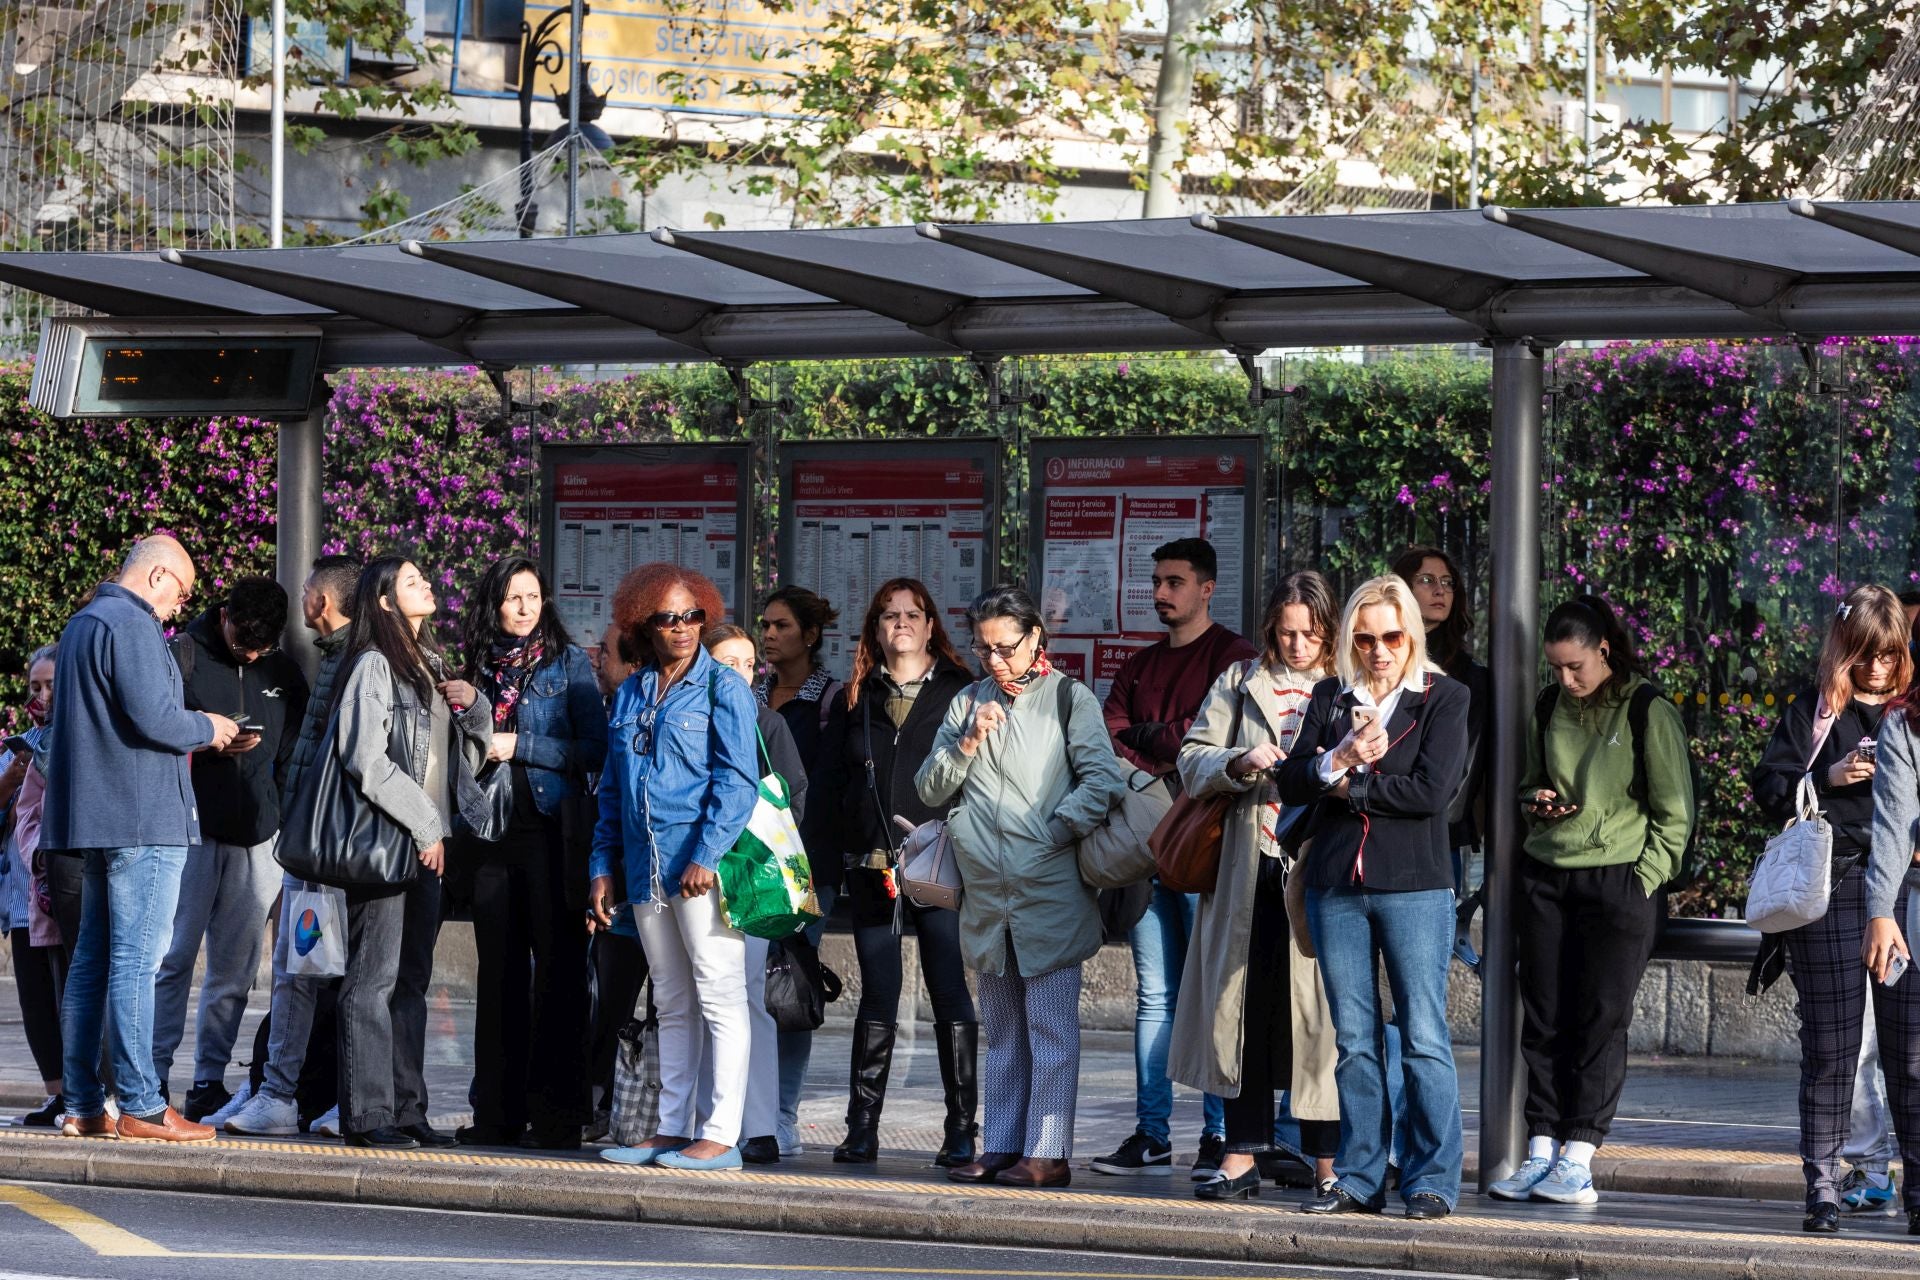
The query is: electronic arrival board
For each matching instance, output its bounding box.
[540,443,753,646]
[1029,436,1265,701]
[777,439,1001,682]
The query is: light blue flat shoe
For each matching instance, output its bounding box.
[601,1142,686,1167]
[655,1146,743,1171]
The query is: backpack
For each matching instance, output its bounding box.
[1533,680,1704,893]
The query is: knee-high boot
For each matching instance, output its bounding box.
[933,1020,979,1168]
[833,1020,895,1163]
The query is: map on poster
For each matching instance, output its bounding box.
[781,444,998,682]
[1032,439,1261,701]
[543,447,751,646]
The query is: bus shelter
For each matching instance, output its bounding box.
[8,197,1920,1188]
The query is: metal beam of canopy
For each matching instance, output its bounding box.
[651,224,1099,347]
[1195,208,1643,333]
[164,243,580,355]
[917,218,1366,342]
[0,251,328,319]
[404,235,835,355]
[1485,202,1920,329]
[1788,198,1920,261]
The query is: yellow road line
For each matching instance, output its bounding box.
[0,1184,171,1257]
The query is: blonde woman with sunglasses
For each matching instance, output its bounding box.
[1276,574,1470,1221]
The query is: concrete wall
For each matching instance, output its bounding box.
[0,922,1801,1063]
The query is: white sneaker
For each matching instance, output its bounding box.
[777,1121,803,1157]
[206,1082,255,1127]
[1531,1156,1599,1205]
[1488,1155,1554,1200]
[225,1088,298,1136]
[311,1105,342,1137]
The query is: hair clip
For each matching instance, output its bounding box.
[1836,603,1853,620]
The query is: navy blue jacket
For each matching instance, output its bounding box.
[43,583,216,851]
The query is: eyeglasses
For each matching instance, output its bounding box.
[155,565,193,604]
[1353,630,1408,653]
[648,608,707,631]
[1852,650,1903,669]
[880,610,927,626]
[970,631,1034,663]
[1412,574,1457,591]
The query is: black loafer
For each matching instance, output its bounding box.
[1195,1165,1262,1202]
[345,1126,419,1150]
[401,1122,457,1149]
[1302,1185,1382,1215]
[1908,1208,1920,1236]
[1804,1201,1840,1234]
[1405,1193,1452,1221]
[740,1135,781,1165]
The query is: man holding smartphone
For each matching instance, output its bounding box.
[151,576,309,1121]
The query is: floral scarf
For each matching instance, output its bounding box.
[481,636,545,731]
[996,647,1054,698]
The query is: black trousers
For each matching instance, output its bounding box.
[471,818,593,1130]
[851,899,975,1025]
[1516,857,1660,1146]
[1784,863,1920,1208]
[1222,857,1337,1158]
[9,928,67,1083]
[590,930,648,1110]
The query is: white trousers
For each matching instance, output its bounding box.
[741,936,779,1141]
[636,889,749,1144]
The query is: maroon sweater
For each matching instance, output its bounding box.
[1102,622,1258,774]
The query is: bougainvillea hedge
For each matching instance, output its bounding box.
[4,339,1917,915]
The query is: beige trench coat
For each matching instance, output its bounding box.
[1168,660,1339,1121]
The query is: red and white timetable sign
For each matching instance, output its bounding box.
[786,455,990,681]
[549,458,743,644]
[1035,445,1253,700]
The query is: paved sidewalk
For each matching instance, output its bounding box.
[3,986,1806,1199]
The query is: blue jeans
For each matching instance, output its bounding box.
[1130,883,1225,1143]
[61,845,189,1119]
[1307,884,1462,1209]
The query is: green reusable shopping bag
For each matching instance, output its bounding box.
[718,730,822,940]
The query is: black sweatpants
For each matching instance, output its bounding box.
[1784,863,1920,1209]
[9,928,67,1083]
[1516,857,1660,1147]
[1223,857,1338,1159]
[471,819,593,1131]
[590,930,648,1110]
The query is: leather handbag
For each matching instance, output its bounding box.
[461,759,515,843]
[897,813,962,910]
[1147,670,1248,895]
[276,676,419,890]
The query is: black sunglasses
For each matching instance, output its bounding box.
[648,608,707,630]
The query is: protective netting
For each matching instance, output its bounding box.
[1271,102,1444,215]
[1802,7,1920,200]
[341,135,642,245]
[1,0,241,356]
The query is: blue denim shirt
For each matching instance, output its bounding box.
[511,645,609,816]
[591,645,760,904]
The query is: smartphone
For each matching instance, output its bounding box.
[1858,736,1879,764]
[223,710,265,734]
[1885,952,1909,988]
[1351,706,1380,734]
[3,734,31,757]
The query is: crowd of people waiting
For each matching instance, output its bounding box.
[4,530,1920,1233]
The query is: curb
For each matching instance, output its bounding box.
[0,1134,1897,1280]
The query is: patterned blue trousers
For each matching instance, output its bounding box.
[977,962,1082,1159]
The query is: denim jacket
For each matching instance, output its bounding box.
[591,645,759,905]
[336,651,493,852]
[509,645,608,816]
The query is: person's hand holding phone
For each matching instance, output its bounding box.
[1864,915,1911,984]
[1527,789,1579,821]
[1828,750,1877,789]
[1331,706,1387,773]
[218,731,263,756]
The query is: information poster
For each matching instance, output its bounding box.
[1030,437,1264,701]
[778,440,1000,681]
[541,444,753,646]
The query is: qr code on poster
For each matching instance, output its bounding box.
[717,549,733,570]
[959,547,975,569]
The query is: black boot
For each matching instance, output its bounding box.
[833,1020,896,1164]
[932,1020,979,1169]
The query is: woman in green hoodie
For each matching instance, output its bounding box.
[1491,594,1694,1208]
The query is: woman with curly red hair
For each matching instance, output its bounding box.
[587,563,761,1172]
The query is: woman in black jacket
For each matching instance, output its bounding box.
[831,578,980,1166]
[1277,574,1469,1221]
[1392,546,1489,875]
[1752,585,1915,1233]
[453,556,607,1151]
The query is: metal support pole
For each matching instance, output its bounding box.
[1478,338,1544,1190]
[277,401,326,681]
[1582,0,1598,190]
[269,0,285,247]
[566,0,583,237]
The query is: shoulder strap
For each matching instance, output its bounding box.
[1805,697,1837,773]
[1626,682,1659,801]
[1532,683,1559,757]
[818,678,841,733]
[1054,670,1074,728]
[170,632,195,685]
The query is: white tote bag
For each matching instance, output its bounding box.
[283,882,348,978]
[1746,774,1834,933]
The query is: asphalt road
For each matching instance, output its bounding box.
[0,1181,1525,1280]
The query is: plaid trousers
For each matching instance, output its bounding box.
[1784,863,1920,1209]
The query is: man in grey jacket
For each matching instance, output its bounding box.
[47,535,239,1142]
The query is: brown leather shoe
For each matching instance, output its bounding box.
[947,1151,1021,1184]
[61,1113,117,1139]
[997,1157,1070,1188]
[116,1106,215,1143]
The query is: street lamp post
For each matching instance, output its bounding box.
[515,5,595,238]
